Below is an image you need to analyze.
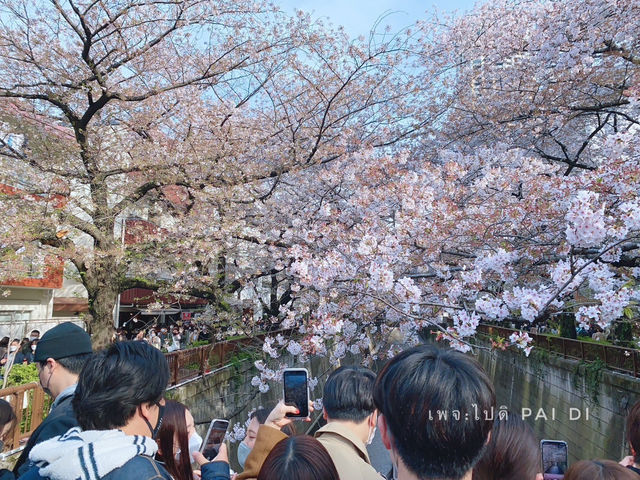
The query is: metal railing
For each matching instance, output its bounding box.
[165,330,279,385]
[477,323,640,377]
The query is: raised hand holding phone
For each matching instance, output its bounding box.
[283,368,310,418]
[200,419,230,461]
[541,439,568,480]
[265,399,314,430]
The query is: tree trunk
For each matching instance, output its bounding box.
[559,313,577,339]
[84,254,123,350]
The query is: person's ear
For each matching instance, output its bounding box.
[139,401,154,422]
[322,407,328,421]
[632,444,637,457]
[378,413,392,450]
[369,410,378,428]
[45,358,56,373]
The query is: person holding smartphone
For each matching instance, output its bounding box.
[236,399,314,480]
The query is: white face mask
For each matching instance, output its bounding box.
[366,425,377,446]
[188,432,203,463]
[9,346,17,352]
[31,345,37,352]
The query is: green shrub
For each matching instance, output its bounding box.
[6,363,39,387]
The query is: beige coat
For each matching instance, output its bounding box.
[236,423,384,480]
[236,425,286,480]
[315,422,384,480]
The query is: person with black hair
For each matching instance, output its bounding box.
[0,337,9,360]
[314,366,383,480]
[18,341,230,480]
[2,339,26,366]
[13,323,93,476]
[374,344,495,480]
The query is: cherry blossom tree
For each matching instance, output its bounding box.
[245,0,640,391]
[0,0,413,346]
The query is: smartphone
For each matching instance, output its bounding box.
[200,418,229,460]
[283,368,309,418]
[541,439,568,480]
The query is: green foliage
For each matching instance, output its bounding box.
[577,335,613,346]
[228,350,256,369]
[612,320,634,346]
[190,340,210,347]
[572,357,605,405]
[185,362,201,371]
[227,350,259,384]
[5,363,39,387]
[529,347,550,379]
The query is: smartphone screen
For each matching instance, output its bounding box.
[200,419,229,460]
[541,440,568,480]
[283,368,309,418]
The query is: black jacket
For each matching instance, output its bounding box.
[13,390,78,476]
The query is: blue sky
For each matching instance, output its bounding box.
[275,0,478,38]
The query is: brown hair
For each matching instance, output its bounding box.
[565,460,639,480]
[258,435,339,480]
[155,400,192,480]
[473,413,539,480]
[0,399,16,443]
[627,400,640,463]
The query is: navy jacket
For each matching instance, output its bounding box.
[13,390,78,476]
[18,456,230,480]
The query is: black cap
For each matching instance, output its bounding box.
[34,322,92,362]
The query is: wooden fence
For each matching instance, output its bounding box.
[477,323,640,377]
[0,383,51,451]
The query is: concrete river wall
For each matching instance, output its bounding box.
[476,346,640,463]
[170,339,640,467]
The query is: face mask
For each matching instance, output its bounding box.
[29,336,38,342]
[142,402,165,439]
[366,425,377,446]
[237,441,251,469]
[31,345,36,352]
[9,346,17,352]
[39,364,53,397]
[188,432,203,463]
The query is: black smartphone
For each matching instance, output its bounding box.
[283,368,309,418]
[541,439,568,480]
[200,418,229,460]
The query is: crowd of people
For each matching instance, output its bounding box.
[114,322,212,352]
[0,322,639,479]
[0,331,41,369]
